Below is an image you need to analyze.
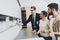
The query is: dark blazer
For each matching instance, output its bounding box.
[26,13,40,31]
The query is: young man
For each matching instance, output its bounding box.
[25,6,40,33]
[47,3,60,40]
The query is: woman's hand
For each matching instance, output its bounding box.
[40,29,45,33]
[49,33,54,37]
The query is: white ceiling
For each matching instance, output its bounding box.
[20,0,60,13]
[0,0,21,18]
[0,0,60,17]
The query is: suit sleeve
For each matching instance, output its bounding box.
[37,14,40,30]
[38,14,41,20]
[26,15,31,24]
[38,14,40,29]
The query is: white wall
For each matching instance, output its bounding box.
[0,0,21,18]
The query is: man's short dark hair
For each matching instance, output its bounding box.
[31,6,36,10]
[41,11,47,17]
[47,3,58,11]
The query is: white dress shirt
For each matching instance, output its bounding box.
[33,13,36,22]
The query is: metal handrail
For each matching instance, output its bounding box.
[17,0,21,7]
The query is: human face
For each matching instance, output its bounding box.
[30,8,35,14]
[40,12,45,19]
[48,7,53,15]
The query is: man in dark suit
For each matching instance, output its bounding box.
[25,6,40,33]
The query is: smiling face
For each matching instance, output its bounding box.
[40,12,45,19]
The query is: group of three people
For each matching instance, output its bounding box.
[21,3,60,40]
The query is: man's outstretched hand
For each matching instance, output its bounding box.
[17,23,23,26]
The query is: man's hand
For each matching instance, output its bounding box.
[36,32,39,34]
[20,23,23,25]
[17,23,23,26]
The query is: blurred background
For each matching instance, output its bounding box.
[0,0,60,40]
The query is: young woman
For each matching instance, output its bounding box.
[37,11,52,40]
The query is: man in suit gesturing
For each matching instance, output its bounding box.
[25,6,40,33]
